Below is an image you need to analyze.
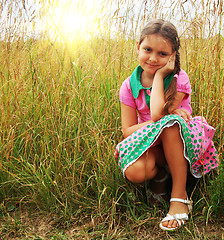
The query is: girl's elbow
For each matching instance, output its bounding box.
[150,103,165,122]
[122,129,130,138]
[151,116,161,122]
[151,112,164,122]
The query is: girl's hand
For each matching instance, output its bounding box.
[171,108,191,123]
[156,52,176,78]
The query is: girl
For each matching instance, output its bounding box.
[115,19,219,231]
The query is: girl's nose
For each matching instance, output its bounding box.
[149,53,157,62]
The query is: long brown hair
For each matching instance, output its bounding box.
[139,19,181,114]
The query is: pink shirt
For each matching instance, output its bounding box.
[119,69,192,123]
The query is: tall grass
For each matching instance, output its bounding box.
[0,0,224,237]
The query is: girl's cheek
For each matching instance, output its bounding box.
[164,59,170,65]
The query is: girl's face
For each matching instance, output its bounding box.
[137,34,173,79]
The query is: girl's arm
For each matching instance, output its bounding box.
[121,103,153,138]
[149,71,166,121]
[151,75,191,122]
[121,94,191,138]
[150,53,191,122]
[150,54,176,121]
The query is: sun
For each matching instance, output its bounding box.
[44,0,102,42]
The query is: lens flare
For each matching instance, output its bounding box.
[44,0,102,43]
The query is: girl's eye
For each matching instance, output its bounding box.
[160,52,168,56]
[144,48,151,52]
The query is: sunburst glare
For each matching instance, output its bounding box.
[44,0,103,43]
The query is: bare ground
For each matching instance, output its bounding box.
[1,208,224,240]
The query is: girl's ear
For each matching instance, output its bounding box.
[136,41,140,54]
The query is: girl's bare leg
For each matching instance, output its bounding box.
[160,123,188,229]
[125,145,166,184]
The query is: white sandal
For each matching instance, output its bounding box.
[153,172,169,183]
[159,198,193,231]
[149,173,169,204]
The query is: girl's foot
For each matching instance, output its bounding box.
[160,193,190,229]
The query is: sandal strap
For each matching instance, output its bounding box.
[153,173,169,183]
[170,198,191,205]
[150,192,166,203]
[173,213,189,221]
[160,213,189,231]
[170,197,193,212]
[161,213,188,223]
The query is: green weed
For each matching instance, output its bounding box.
[0,0,223,239]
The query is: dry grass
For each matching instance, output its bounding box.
[0,0,223,239]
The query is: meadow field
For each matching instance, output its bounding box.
[0,0,224,239]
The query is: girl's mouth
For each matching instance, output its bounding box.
[147,63,158,68]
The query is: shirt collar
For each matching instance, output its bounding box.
[130,65,174,99]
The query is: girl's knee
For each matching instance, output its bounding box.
[161,123,180,140]
[125,157,157,183]
[125,163,145,183]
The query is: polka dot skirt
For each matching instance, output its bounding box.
[115,114,219,178]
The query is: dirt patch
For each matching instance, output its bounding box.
[1,209,224,239]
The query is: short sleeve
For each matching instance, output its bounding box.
[175,69,192,95]
[119,77,137,109]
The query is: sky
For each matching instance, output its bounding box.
[0,0,223,41]
[109,0,223,38]
[0,0,40,40]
